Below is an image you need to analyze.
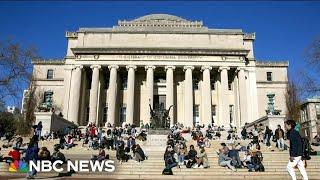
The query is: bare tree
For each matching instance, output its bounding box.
[302,36,320,95]
[306,36,320,74]
[285,80,301,121]
[16,79,38,135]
[0,39,39,105]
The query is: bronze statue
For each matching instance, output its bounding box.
[149,98,173,129]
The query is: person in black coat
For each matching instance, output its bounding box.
[264,126,272,147]
[285,120,308,180]
[164,145,177,169]
[134,144,146,162]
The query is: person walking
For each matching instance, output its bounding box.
[26,136,39,179]
[285,120,308,180]
[275,125,285,151]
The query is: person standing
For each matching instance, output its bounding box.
[264,126,272,148]
[275,125,285,151]
[285,120,308,180]
[36,121,43,140]
[26,136,39,179]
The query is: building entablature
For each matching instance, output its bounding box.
[70,47,250,56]
[256,61,289,67]
[32,59,65,65]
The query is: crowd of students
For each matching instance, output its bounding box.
[0,121,151,179]
[162,125,267,175]
[0,119,315,179]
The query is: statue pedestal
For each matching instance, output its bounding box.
[143,129,171,146]
[146,134,168,146]
[148,128,171,135]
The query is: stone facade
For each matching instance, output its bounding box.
[30,14,289,129]
[300,96,320,140]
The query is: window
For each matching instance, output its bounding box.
[193,105,200,126]
[104,77,109,89]
[120,105,126,124]
[212,105,216,116]
[211,79,215,90]
[228,81,233,91]
[194,105,200,117]
[103,106,108,123]
[47,69,54,79]
[193,78,199,90]
[316,104,320,120]
[120,78,127,90]
[267,72,272,81]
[301,108,308,122]
[229,105,234,125]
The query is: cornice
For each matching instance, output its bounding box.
[32,59,65,65]
[71,47,249,56]
[256,61,289,67]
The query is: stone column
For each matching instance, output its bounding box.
[219,66,230,127]
[145,65,156,123]
[126,65,137,125]
[165,66,175,126]
[201,66,212,126]
[107,65,119,126]
[237,67,248,126]
[248,69,259,122]
[184,66,194,128]
[69,65,83,124]
[63,67,73,120]
[88,65,101,125]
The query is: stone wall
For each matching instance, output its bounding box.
[35,112,77,134]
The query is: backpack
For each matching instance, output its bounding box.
[162,168,173,175]
[258,163,265,172]
[301,137,311,160]
[186,160,193,168]
[256,151,263,162]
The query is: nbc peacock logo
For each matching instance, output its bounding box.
[9,160,28,173]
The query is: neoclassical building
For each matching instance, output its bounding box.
[31,14,289,129]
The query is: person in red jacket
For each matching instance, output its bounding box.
[8,147,20,162]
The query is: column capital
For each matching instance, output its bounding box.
[74,65,84,70]
[145,65,156,70]
[164,66,176,70]
[218,66,230,72]
[108,65,119,70]
[236,67,246,72]
[201,66,212,71]
[126,65,137,70]
[183,66,194,71]
[90,65,101,70]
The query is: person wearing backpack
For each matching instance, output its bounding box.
[285,120,308,180]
